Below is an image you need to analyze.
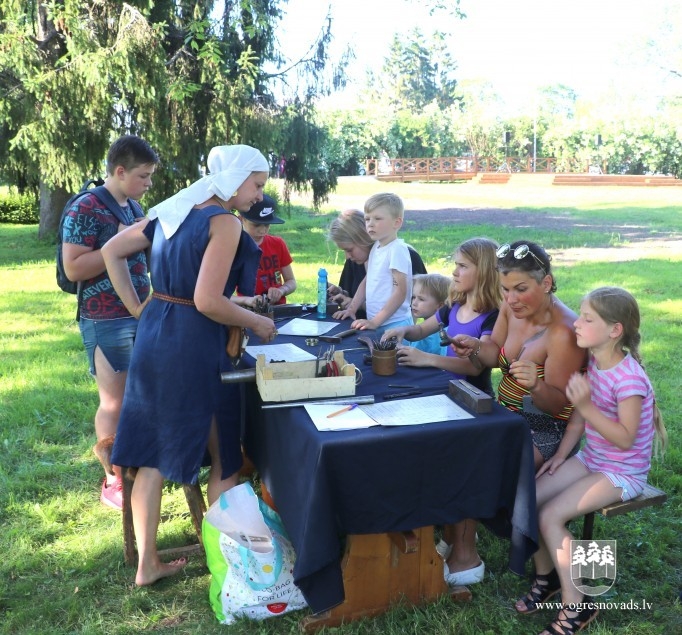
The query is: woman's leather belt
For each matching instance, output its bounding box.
[151,291,195,306]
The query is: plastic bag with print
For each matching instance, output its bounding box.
[203,482,307,624]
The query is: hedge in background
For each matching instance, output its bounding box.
[0,192,39,224]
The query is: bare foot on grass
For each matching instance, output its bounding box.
[135,557,188,586]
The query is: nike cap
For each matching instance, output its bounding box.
[240,194,284,225]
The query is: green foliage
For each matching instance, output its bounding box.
[388,102,463,158]
[0,191,38,224]
[315,106,389,174]
[376,28,462,112]
[0,1,347,230]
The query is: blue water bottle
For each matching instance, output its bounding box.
[317,268,328,319]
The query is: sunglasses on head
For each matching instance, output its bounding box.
[496,243,547,275]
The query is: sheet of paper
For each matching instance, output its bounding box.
[305,404,379,431]
[275,318,339,336]
[362,394,474,426]
[244,343,316,363]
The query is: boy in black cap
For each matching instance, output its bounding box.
[236,194,297,305]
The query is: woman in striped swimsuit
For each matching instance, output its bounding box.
[445,240,585,587]
[454,240,585,467]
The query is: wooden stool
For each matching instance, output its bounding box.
[582,483,667,540]
[121,466,207,566]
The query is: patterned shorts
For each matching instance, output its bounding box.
[520,410,567,461]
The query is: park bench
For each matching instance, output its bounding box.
[478,172,511,184]
[376,171,476,183]
[553,174,682,186]
[581,483,667,540]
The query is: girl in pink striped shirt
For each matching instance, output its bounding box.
[514,287,667,635]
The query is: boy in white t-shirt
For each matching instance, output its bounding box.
[336,193,413,337]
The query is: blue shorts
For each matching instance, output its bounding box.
[79,317,138,376]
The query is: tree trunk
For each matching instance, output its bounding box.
[38,180,70,241]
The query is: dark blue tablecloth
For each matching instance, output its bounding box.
[241,318,538,614]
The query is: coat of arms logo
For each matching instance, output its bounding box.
[570,540,617,596]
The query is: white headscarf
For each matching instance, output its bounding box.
[148,145,269,238]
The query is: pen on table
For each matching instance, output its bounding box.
[387,384,418,389]
[326,403,358,418]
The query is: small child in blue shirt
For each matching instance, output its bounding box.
[408,274,451,355]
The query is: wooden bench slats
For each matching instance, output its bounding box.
[582,483,667,541]
[553,175,682,186]
[600,483,667,517]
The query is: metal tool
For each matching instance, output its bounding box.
[358,335,374,353]
[382,389,423,400]
[220,368,257,383]
[262,394,375,409]
[271,303,316,318]
[457,379,484,396]
[320,328,358,344]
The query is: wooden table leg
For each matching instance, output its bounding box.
[299,526,471,632]
[121,467,136,566]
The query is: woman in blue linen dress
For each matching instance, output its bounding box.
[102,145,276,587]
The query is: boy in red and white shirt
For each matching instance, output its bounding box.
[235,194,296,305]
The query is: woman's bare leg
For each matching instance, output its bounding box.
[445,518,481,573]
[132,466,187,586]
[206,416,239,505]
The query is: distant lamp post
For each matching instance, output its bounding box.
[533,115,537,173]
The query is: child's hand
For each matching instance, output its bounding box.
[396,345,429,367]
[131,295,152,320]
[566,372,591,408]
[351,318,375,331]
[330,293,350,310]
[327,283,342,297]
[536,454,566,478]
[382,327,405,342]
[333,307,355,320]
[240,296,258,308]
[266,286,284,303]
[451,335,477,358]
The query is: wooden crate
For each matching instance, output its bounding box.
[255,352,356,402]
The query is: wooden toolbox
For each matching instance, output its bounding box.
[255,352,357,402]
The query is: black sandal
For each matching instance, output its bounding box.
[542,606,599,634]
[515,569,561,615]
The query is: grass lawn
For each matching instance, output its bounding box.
[0,177,680,634]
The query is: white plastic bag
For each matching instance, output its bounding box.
[203,482,307,624]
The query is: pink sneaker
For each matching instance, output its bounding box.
[100,477,123,511]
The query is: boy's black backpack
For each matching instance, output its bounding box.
[56,179,145,318]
